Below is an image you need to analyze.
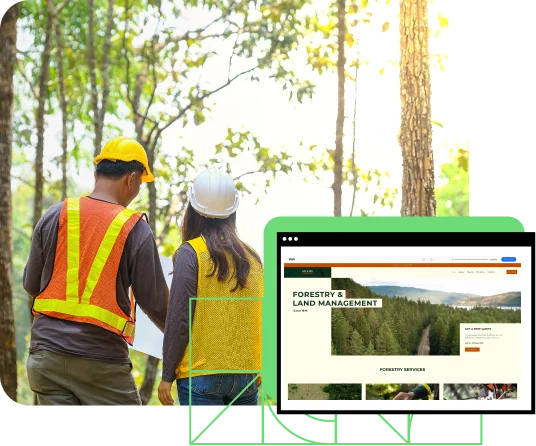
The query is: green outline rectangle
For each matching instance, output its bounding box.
[187,216,522,444]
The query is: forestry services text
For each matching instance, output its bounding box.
[379,368,426,372]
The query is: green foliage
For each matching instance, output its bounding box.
[436,148,469,216]
[304,1,373,75]
[213,129,321,200]
[443,384,517,401]
[331,278,519,357]
[17,354,34,405]
[343,161,398,214]
[129,349,179,405]
[438,13,449,28]
[11,183,33,361]
[375,323,400,355]
[322,384,362,400]
[257,383,276,405]
[9,0,465,405]
[332,314,350,355]
[121,0,320,142]
[347,329,366,355]
[367,383,435,400]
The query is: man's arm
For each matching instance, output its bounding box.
[161,244,197,383]
[393,384,432,400]
[23,203,61,297]
[410,384,432,400]
[130,232,169,332]
[23,225,43,297]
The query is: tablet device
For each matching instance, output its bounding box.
[277,231,535,414]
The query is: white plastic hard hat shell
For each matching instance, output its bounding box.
[188,168,240,218]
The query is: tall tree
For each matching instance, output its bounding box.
[305,2,395,217]
[120,0,320,403]
[28,0,68,326]
[33,0,53,231]
[0,2,19,402]
[349,26,360,217]
[357,314,372,347]
[436,148,468,216]
[88,0,115,157]
[52,9,69,199]
[347,329,365,355]
[333,317,349,355]
[449,319,460,355]
[376,323,400,355]
[333,0,346,216]
[399,0,435,215]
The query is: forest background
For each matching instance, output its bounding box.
[0,0,469,405]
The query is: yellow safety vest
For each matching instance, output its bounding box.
[176,236,263,379]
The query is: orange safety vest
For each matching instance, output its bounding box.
[32,197,144,345]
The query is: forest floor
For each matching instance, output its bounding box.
[417,325,431,355]
[288,384,330,400]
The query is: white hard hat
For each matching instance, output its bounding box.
[188,168,240,219]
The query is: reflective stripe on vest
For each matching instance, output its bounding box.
[33,197,140,343]
[176,236,263,379]
[66,198,80,302]
[80,205,137,305]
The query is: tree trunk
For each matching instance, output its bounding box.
[147,180,157,233]
[137,138,160,405]
[399,0,436,216]
[34,1,53,229]
[31,1,53,323]
[139,356,160,405]
[53,14,68,199]
[88,0,115,157]
[349,33,359,217]
[333,0,346,217]
[88,0,100,157]
[99,0,115,147]
[0,3,19,402]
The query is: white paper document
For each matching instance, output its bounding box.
[130,255,173,359]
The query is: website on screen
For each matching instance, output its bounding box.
[279,243,533,413]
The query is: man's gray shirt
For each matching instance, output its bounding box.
[24,197,169,364]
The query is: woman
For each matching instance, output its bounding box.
[158,168,263,406]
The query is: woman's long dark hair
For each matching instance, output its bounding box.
[175,203,262,292]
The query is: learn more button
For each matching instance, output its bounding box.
[465,347,481,352]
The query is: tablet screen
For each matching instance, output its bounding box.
[277,232,534,414]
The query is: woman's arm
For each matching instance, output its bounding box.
[161,244,198,383]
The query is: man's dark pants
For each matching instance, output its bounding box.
[27,350,141,405]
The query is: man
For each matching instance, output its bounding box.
[24,136,168,405]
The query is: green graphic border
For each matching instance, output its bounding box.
[264,216,524,397]
[187,216,523,445]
